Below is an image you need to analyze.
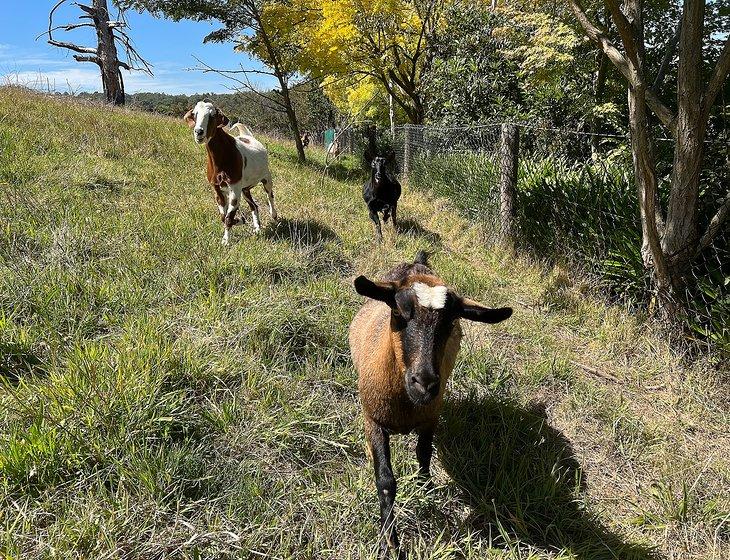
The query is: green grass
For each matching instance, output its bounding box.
[1,87,728,559]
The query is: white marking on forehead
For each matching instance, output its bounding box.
[194,101,216,114]
[193,101,215,131]
[412,282,448,309]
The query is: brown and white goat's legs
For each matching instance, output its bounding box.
[365,417,400,558]
[242,187,261,233]
[212,184,227,221]
[221,183,242,245]
[262,175,277,221]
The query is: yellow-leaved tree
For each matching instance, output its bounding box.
[294,0,449,124]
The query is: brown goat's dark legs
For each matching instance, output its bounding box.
[369,210,383,241]
[391,203,398,230]
[416,426,434,480]
[366,418,399,557]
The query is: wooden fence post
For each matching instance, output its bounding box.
[403,124,412,181]
[499,123,519,243]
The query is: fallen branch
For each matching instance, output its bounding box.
[569,359,621,383]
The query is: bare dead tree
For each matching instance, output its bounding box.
[42,0,152,105]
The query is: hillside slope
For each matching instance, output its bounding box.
[1,88,728,559]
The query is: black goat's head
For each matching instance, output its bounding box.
[371,156,387,181]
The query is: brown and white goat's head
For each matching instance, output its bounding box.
[354,274,512,406]
[184,101,230,144]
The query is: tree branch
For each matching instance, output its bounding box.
[73,3,97,16]
[652,19,681,90]
[73,54,101,64]
[48,39,98,55]
[702,35,730,122]
[568,0,677,134]
[695,192,730,257]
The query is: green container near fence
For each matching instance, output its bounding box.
[324,129,335,151]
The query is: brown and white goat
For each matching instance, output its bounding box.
[184,101,277,245]
[349,251,512,557]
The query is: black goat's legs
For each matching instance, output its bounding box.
[369,209,383,241]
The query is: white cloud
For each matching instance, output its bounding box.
[0,41,275,95]
[2,62,248,95]
[3,67,102,93]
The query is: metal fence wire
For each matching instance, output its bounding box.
[392,122,729,349]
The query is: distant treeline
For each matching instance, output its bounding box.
[75,86,337,138]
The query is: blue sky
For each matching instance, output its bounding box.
[0,1,277,94]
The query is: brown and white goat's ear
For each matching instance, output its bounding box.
[184,108,196,128]
[216,110,230,128]
[457,298,512,323]
[354,276,397,307]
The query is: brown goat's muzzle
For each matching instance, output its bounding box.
[404,369,440,406]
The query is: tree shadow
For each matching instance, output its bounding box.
[395,218,442,246]
[264,217,340,247]
[0,341,47,385]
[282,153,366,182]
[437,394,656,560]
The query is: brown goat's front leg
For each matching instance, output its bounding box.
[365,417,399,558]
[416,425,435,486]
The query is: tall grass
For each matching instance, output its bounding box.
[410,150,729,349]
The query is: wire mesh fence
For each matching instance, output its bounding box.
[392,122,729,349]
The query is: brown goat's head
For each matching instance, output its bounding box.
[184,101,230,144]
[354,273,512,406]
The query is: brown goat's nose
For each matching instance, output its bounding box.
[410,374,439,394]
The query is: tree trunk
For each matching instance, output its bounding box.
[624,0,676,313]
[255,12,306,163]
[591,52,608,156]
[661,0,706,288]
[93,0,125,105]
[279,79,306,163]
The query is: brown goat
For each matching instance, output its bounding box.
[349,251,512,558]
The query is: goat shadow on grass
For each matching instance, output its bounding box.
[0,341,47,385]
[437,394,656,560]
[395,218,441,246]
[264,218,340,247]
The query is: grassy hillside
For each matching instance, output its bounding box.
[1,87,728,560]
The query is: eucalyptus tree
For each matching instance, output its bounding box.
[569,0,730,315]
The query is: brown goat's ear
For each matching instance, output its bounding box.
[354,276,397,307]
[184,109,196,128]
[457,298,512,324]
[216,110,230,128]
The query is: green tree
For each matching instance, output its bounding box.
[123,0,312,162]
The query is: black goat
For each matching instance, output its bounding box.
[363,156,401,241]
